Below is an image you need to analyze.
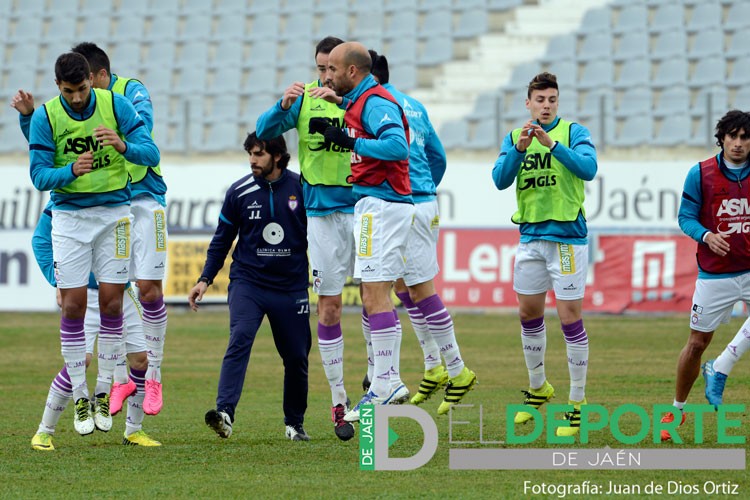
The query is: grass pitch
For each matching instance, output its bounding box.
[1,310,748,499]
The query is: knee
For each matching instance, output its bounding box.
[137,280,163,303]
[686,333,711,355]
[318,298,342,325]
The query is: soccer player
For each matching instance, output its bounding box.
[29,203,160,449]
[492,72,597,437]
[189,133,312,442]
[72,42,169,416]
[366,50,476,414]
[665,110,750,439]
[28,52,159,435]
[317,41,414,422]
[256,36,356,441]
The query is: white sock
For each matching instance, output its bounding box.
[113,339,128,384]
[369,312,398,396]
[714,319,750,375]
[521,317,547,389]
[361,309,374,382]
[125,392,146,436]
[390,310,403,388]
[396,291,441,370]
[38,369,72,434]
[318,327,346,406]
[142,296,167,382]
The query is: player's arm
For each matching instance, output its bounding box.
[256,85,304,140]
[11,89,35,141]
[678,164,710,243]
[31,202,56,287]
[28,107,77,191]
[111,94,160,167]
[492,131,525,190]
[352,98,408,160]
[124,80,154,133]
[425,122,447,186]
[550,123,597,181]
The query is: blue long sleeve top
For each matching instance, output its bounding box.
[678,152,750,279]
[109,74,167,206]
[345,75,410,203]
[382,83,446,202]
[199,169,309,292]
[28,89,160,210]
[492,116,597,244]
[256,80,356,216]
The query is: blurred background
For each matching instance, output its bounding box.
[1,0,746,312]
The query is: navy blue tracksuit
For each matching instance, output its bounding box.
[199,169,310,426]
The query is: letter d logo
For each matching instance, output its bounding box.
[372,405,438,470]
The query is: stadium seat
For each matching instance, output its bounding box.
[686,3,722,33]
[7,17,43,44]
[118,0,147,14]
[727,56,750,89]
[178,13,213,42]
[613,58,650,90]
[611,115,652,147]
[651,57,688,89]
[612,5,647,36]
[726,32,750,60]
[385,9,418,39]
[691,87,728,120]
[246,93,278,129]
[352,10,384,40]
[419,0,450,12]
[315,11,348,41]
[384,0,416,13]
[196,121,241,154]
[139,65,173,95]
[470,90,502,122]
[214,13,248,42]
[388,63,417,91]
[247,13,281,41]
[10,0,44,19]
[576,7,611,36]
[44,17,77,44]
[731,87,750,110]
[283,0,315,14]
[174,65,208,95]
[279,39,314,69]
[648,4,685,34]
[687,58,726,90]
[386,37,417,66]
[248,40,279,68]
[280,12,313,42]
[650,31,687,62]
[145,43,177,71]
[215,0,247,15]
[724,2,750,33]
[652,86,690,118]
[652,113,692,147]
[111,14,146,43]
[487,0,523,12]
[175,41,209,70]
[77,16,113,42]
[546,60,577,88]
[687,29,724,62]
[315,0,347,14]
[453,0,487,12]
[210,40,245,70]
[205,94,241,123]
[352,0,383,14]
[111,42,142,75]
[507,62,542,89]
[148,0,180,16]
[182,0,212,16]
[614,86,651,119]
[418,36,453,67]
[79,0,114,17]
[208,65,243,95]
[419,9,451,39]
[576,33,612,63]
[144,15,178,43]
[6,44,40,70]
[612,30,648,62]
[466,118,499,150]
[245,66,279,95]
[439,119,469,150]
[3,66,37,97]
[576,60,614,91]
[538,34,576,65]
[577,89,613,123]
[502,87,531,122]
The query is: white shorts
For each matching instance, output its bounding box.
[690,274,750,332]
[513,240,588,300]
[403,200,440,286]
[84,286,147,354]
[130,197,168,281]
[308,212,356,296]
[353,196,415,282]
[52,205,133,288]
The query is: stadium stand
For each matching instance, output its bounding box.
[0,0,746,155]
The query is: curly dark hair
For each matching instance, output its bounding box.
[715,110,750,149]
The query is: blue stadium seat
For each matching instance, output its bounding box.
[612,30,648,62]
[650,31,687,62]
[111,14,146,43]
[140,65,173,95]
[439,119,469,150]
[611,115,652,147]
[145,43,177,71]
[419,9,451,39]
[388,63,417,91]
[6,44,40,70]
[539,34,576,64]
[725,32,750,60]
[576,33,612,63]
[10,0,44,19]
[687,58,726,90]
[652,86,690,118]
[214,13,247,42]
[385,9,417,39]
[613,58,650,90]
[487,0,522,12]
[178,13,212,42]
[614,86,651,119]
[652,113,692,147]
[454,9,489,39]
[208,65,243,95]
[687,29,723,62]
[315,11,348,41]
[80,0,114,17]
[612,5,647,36]
[686,3,721,33]
[690,87,727,120]
[245,66,279,95]
[648,4,684,34]
[454,0,487,12]
[279,39,314,69]
[144,15,178,43]
[77,16,113,42]
[576,7,611,36]
[418,36,453,67]
[248,40,279,68]
[419,0,450,12]
[502,87,531,122]
[470,90,502,122]
[546,60,577,88]
[7,17,43,44]
[651,57,688,89]
[283,0,315,14]
[111,42,142,75]
[280,12,313,42]
[386,37,417,66]
[724,2,750,33]
[247,13,281,41]
[182,0,212,16]
[576,60,613,91]
[385,0,416,13]
[352,10,384,40]
[174,65,208,95]
[175,41,209,70]
[731,87,750,110]
[215,0,247,15]
[727,57,750,89]
[148,0,180,16]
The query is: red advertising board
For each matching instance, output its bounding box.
[434,229,698,314]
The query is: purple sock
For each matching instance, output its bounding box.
[130,367,147,394]
[396,291,414,308]
[318,322,342,341]
[562,319,587,344]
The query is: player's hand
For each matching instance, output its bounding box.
[307,85,342,104]
[188,282,208,312]
[281,82,305,110]
[73,151,94,176]
[324,126,356,150]
[10,89,35,116]
[515,120,534,152]
[529,123,554,148]
[94,125,126,153]
[309,117,329,135]
[705,232,730,257]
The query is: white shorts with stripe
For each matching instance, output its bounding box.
[84,286,147,354]
[130,196,168,281]
[308,212,357,296]
[513,240,588,300]
[403,200,440,286]
[52,205,132,288]
[353,196,415,282]
[689,274,750,332]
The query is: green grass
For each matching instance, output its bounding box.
[1,310,749,499]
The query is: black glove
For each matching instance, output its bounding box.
[324,126,356,150]
[308,117,329,135]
